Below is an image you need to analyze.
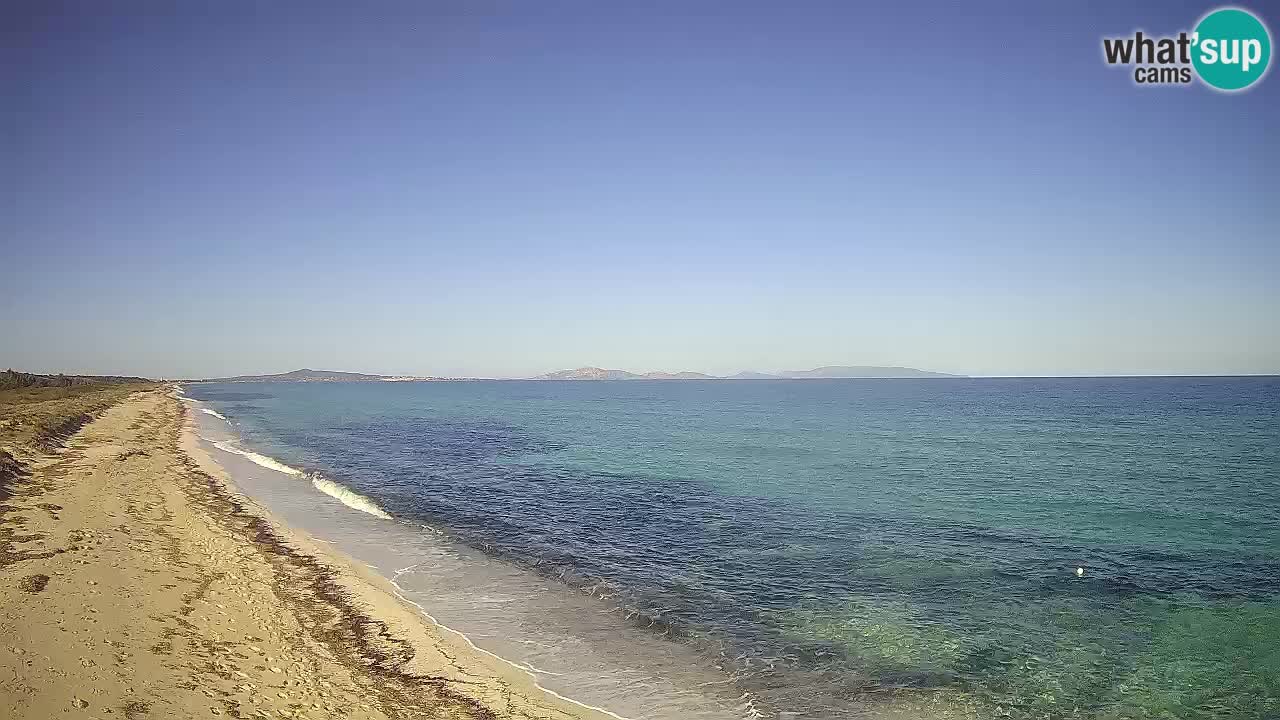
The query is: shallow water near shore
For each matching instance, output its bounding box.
[191,404,754,719]
[185,378,1280,719]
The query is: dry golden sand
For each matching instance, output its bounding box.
[0,388,614,720]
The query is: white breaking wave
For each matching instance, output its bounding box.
[208,440,390,519]
[199,408,231,422]
[310,474,392,519]
[211,441,303,476]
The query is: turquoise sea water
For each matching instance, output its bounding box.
[186,377,1280,719]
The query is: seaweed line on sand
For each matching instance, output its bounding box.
[167,408,500,719]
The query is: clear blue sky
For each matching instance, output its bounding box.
[3,1,1277,378]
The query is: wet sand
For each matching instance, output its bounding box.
[0,387,613,720]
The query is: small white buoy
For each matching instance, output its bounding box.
[1076,567,1085,577]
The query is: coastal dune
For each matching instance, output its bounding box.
[0,388,612,720]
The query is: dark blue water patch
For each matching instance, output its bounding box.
[185,378,1280,719]
[186,390,278,401]
[237,403,1280,611]
[221,403,264,417]
[311,448,1280,660]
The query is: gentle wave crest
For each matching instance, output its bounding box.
[207,440,390,520]
[310,474,393,519]
[199,407,231,422]
[211,441,304,476]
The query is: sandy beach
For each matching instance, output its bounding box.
[0,386,613,720]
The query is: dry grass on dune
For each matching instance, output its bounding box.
[0,382,157,452]
[0,381,157,504]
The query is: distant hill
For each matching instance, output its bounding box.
[533,367,718,380]
[196,368,433,383]
[197,365,963,383]
[777,366,961,379]
[532,367,641,381]
[532,365,963,380]
[641,371,719,380]
[728,371,782,380]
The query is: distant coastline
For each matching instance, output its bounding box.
[530,365,964,380]
[190,365,965,383]
[30,368,1275,385]
[190,368,467,383]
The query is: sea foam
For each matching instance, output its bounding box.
[310,474,393,519]
[208,440,391,519]
[212,441,304,476]
[199,408,231,422]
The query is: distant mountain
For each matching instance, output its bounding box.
[196,368,434,383]
[532,367,718,380]
[728,371,782,380]
[641,371,718,380]
[532,365,962,380]
[531,367,641,380]
[777,365,961,379]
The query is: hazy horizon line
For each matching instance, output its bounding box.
[10,365,1280,382]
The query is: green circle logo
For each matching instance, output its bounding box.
[1192,8,1272,91]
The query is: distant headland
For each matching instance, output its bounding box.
[531,366,964,380]
[190,368,451,383]
[190,366,964,383]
